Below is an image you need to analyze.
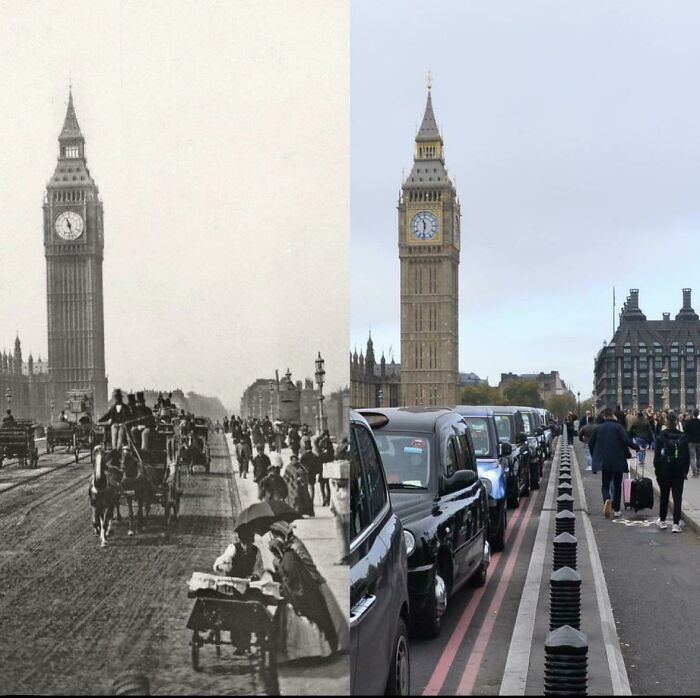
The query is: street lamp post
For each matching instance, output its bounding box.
[378,387,384,409]
[632,387,638,414]
[577,391,580,417]
[268,380,275,421]
[314,351,327,433]
[6,387,12,413]
[50,396,55,424]
[258,393,263,420]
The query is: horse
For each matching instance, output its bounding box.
[88,445,119,547]
[110,445,152,536]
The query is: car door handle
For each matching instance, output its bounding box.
[350,594,377,629]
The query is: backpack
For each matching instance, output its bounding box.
[660,431,688,473]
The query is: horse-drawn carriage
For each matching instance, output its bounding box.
[184,417,212,475]
[90,409,184,540]
[0,419,40,468]
[46,390,95,463]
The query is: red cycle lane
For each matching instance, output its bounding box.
[411,458,551,696]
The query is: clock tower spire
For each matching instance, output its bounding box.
[399,83,460,407]
[44,89,108,414]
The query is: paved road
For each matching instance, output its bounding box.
[409,458,552,696]
[574,439,700,695]
[0,433,274,695]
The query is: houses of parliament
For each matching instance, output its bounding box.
[351,83,462,409]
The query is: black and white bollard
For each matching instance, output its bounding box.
[556,493,574,513]
[555,509,576,535]
[544,625,588,695]
[553,532,577,570]
[549,566,581,630]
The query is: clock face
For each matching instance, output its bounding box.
[410,210,439,241]
[55,211,84,241]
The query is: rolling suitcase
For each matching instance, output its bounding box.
[626,448,654,512]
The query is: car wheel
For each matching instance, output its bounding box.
[492,503,506,552]
[385,617,410,696]
[414,567,446,638]
[470,536,490,588]
[507,476,520,509]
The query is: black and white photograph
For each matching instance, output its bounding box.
[0,1,349,695]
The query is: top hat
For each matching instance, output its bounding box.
[113,388,123,399]
[127,393,136,405]
[136,391,145,403]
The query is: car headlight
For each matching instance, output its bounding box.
[403,530,416,556]
[480,477,493,496]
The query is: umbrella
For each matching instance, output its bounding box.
[233,500,298,537]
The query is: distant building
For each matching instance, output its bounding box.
[460,372,487,388]
[350,333,487,408]
[239,370,348,434]
[0,336,51,422]
[350,334,402,408]
[594,288,700,412]
[498,371,570,403]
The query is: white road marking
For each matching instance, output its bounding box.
[571,447,632,695]
[499,438,561,695]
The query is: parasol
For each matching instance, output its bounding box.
[233,500,298,537]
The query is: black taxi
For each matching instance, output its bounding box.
[358,407,490,638]
[350,409,410,695]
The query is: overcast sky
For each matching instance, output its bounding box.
[0,0,348,412]
[351,0,700,399]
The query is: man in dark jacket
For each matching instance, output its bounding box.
[301,443,322,505]
[588,408,640,518]
[629,411,654,450]
[614,405,627,431]
[654,413,690,531]
[683,408,700,478]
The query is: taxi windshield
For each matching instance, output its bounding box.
[464,418,493,457]
[373,432,431,490]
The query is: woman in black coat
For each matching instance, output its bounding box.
[653,413,690,532]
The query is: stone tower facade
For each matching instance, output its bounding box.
[44,91,108,414]
[399,86,461,406]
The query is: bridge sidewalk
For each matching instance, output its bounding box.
[224,434,349,696]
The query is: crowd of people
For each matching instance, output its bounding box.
[574,404,696,532]
[212,414,350,663]
[226,415,348,531]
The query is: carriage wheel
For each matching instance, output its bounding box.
[191,631,201,672]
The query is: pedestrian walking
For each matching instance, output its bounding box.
[654,413,690,532]
[614,404,627,429]
[260,464,288,501]
[316,429,335,507]
[329,472,349,564]
[578,418,597,471]
[564,412,576,445]
[235,438,251,478]
[579,410,593,429]
[301,443,322,505]
[284,454,315,517]
[252,445,271,499]
[683,409,700,478]
[629,411,654,451]
[588,408,640,518]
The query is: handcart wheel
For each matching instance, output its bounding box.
[191,631,201,671]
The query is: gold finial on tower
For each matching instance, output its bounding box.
[426,69,433,91]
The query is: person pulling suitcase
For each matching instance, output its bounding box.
[654,413,690,533]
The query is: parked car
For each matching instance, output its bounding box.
[487,405,533,500]
[454,406,509,551]
[535,408,555,458]
[359,407,490,638]
[350,409,410,696]
[510,406,544,487]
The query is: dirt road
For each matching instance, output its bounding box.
[0,433,270,695]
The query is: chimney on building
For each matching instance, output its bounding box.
[675,287,698,321]
[663,312,671,322]
[629,289,639,309]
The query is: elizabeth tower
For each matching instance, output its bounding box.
[44,91,108,413]
[399,85,460,406]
